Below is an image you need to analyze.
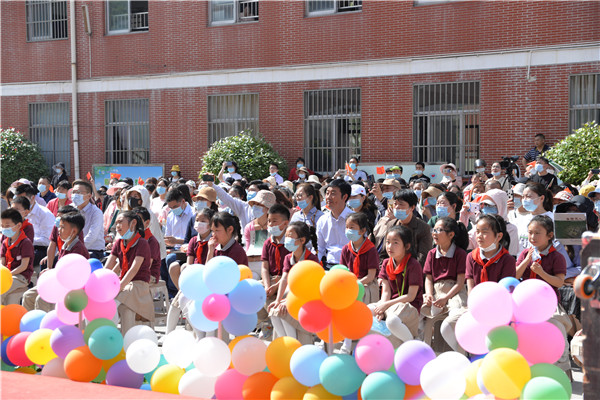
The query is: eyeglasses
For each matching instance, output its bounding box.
[432,228,450,234]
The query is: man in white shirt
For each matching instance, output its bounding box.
[71,180,105,260]
[267,163,284,185]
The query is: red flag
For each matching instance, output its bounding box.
[376,166,385,175]
[110,173,121,179]
[138,177,144,185]
[345,163,352,174]
[527,161,536,167]
[86,172,92,180]
[563,187,572,194]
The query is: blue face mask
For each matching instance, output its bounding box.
[513,197,522,209]
[270,172,277,177]
[171,171,178,177]
[394,174,401,179]
[55,217,61,228]
[227,167,235,174]
[414,190,422,199]
[268,224,284,238]
[491,171,501,177]
[297,163,304,169]
[1,227,16,238]
[252,205,265,219]
[481,205,498,215]
[284,237,299,252]
[56,192,67,200]
[247,191,257,201]
[425,197,437,207]
[171,206,184,216]
[194,200,208,211]
[382,191,394,200]
[534,164,544,173]
[594,200,600,214]
[298,173,306,180]
[345,228,362,242]
[386,174,394,179]
[436,206,449,218]
[297,199,309,210]
[415,170,423,176]
[71,193,85,207]
[38,184,47,193]
[119,228,134,241]
[394,209,409,221]
[349,163,357,170]
[54,168,62,174]
[347,199,362,210]
[156,186,166,195]
[522,198,538,212]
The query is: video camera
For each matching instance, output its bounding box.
[499,155,520,184]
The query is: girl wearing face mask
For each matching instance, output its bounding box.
[485,163,511,192]
[291,183,324,228]
[46,180,73,216]
[124,186,167,262]
[516,182,554,251]
[150,178,169,218]
[507,184,528,223]
[105,211,155,333]
[347,184,377,225]
[218,161,243,182]
[243,190,275,279]
[428,192,467,229]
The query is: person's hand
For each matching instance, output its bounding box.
[277,302,288,315]
[40,256,48,266]
[371,183,383,201]
[164,236,176,247]
[530,262,543,275]
[207,236,218,252]
[202,173,215,187]
[119,281,127,292]
[105,242,113,251]
[266,285,277,297]
[507,199,515,211]
[524,247,535,263]
[373,301,390,316]
[424,293,434,307]
[267,301,277,312]
[433,296,448,308]
[180,244,188,253]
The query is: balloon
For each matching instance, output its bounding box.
[214,369,248,400]
[298,300,332,333]
[39,310,66,330]
[151,364,185,394]
[332,301,372,340]
[514,321,564,365]
[123,325,157,351]
[468,281,513,327]
[288,260,325,301]
[55,301,80,325]
[105,359,144,388]
[498,276,520,293]
[37,268,68,303]
[202,293,231,321]
[19,310,46,332]
[486,325,518,351]
[0,266,12,294]
[354,334,394,375]
[179,264,211,302]
[228,279,267,315]
[356,281,365,301]
[242,371,278,400]
[84,268,120,303]
[239,265,253,280]
[187,300,219,332]
[88,325,123,360]
[530,363,572,398]
[304,384,342,400]
[403,384,425,400]
[125,338,161,374]
[320,269,359,310]
[88,258,103,272]
[162,329,196,368]
[319,354,366,396]
[192,337,231,377]
[204,256,241,294]
[178,368,219,398]
[330,264,350,271]
[144,354,168,382]
[83,318,117,343]
[290,344,328,387]
[521,376,568,400]
[55,253,92,290]
[361,371,405,400]
[102,347,126,372]
[394,340,436,386]
[478,348,531,399]
[41,357,69,379]
[512,279,557,324]
[0,304,27,337]
[455,311,493,355]
[420,353,469,400]
[223,307,258,336]
[265,336,301,379]
[464,359,484,398]
[232,337,268,376]
[316,324,344,343]
[1,336,16,367]
[6,332,33,366]
[286,292,307,320]
[64,345,103,382]
[24,328,56,365]
[64,289,88,312]
[271,376,308,400]
[83,298,117,321]
[51,325,85,361]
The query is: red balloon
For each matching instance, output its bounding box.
[298,300,332,333]
[7,332,33,367]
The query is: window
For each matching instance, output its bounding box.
[26,0,68,42]
[208,94,259,144]
[570,74,600,132]
[210,0,259,25]
[413,82,480,175]
[306,0,362,15]
[304,88,361,174]
[105,99,149,164]
[107,0,148,33]
[29,102,71,172]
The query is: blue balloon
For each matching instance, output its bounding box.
[222,307,257,336]
[360,371,405,400]
[88,325,124,360]
[19,310,47,332]
[203,256,240,294]
[499,277,521,293]
[88,258,104,272]
[319,354,366,397]
[342,389,360,400]
[140,383,152,391]
[228,279,266,315]
[1,337,15,367]
[290,344,328,387]
[187,300,219,332]
[180,264,211,302]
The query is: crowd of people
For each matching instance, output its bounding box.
[1,139,599,373]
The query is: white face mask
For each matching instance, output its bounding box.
[480,241,497,253]
[194,221,209,235]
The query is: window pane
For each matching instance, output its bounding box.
[29,102,70,172]
[27,0,67,41]
[105,99,149,164]
[211,0,235,23]
[208,94,259,144]
[307,0,335,13]
[108,0,129,31]
[569,74,600,131]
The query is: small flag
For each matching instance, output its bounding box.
[138,177,144,185]
[527,161,536,167]
[376,166,385,175]
[345,163,352,174]
[563,186,572,194]
[110,173,121,179]
[49,185,54,193]
[86,172,92,180]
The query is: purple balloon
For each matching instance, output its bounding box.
[50,325,85,359]
[105,360,144,388]
[39,310,67,331]
[394,340,436,386]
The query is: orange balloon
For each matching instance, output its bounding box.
[0,304,27,337]
[320,270,358,310]
[316,324,344,344]
[286,292,306,320]
[266,337,301,378]
[102,347,126,372]
[239,265,253,280]
[64,346,103,382]
[303,384,342,400]
[332,301,372,340]
[242,371,279,400]
[15,366,37,374]
[288,260,325,301]
[271,376,307,400]
[404,384,426,400]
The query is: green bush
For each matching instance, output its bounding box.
[1,127,50,192]
[200,130,288,182]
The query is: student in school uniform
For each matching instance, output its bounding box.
[55,212,89,259]
[206,211,248,266]
[244,190,276,280]
[1,209,34,305]
[133,207,161,284]
[8,197,35,243]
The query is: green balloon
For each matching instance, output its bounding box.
[92,368,107,383]
[486,325,518,351]
[83,318,117,344]
[64,289,88,312]
[88,325,124,360]
[356,281,365,301]
[530,363,572,398]
[521,376,568,400]
[330,264,350,272]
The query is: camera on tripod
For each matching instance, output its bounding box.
[499,155,520,183]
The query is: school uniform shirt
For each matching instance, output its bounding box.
[340,240,379,279]
[316,207,354,265]
[146,231,162,282]
[1,234,34,282]
[58,237,90,259]
[215,238,249,266]
[165,203,194,240]
[423,244,467,282]
[516,245,566,299]
[379,257,424,312]
[290,206,324,228]
[186,234,211,264]
[282,249,321,274]
[49,226,85,251]
[261,237,290,276]
[79,201,106,252]
[465,248,516,286]
[46,198,73,216]
[111,236,152,283]
[27,202,55,247]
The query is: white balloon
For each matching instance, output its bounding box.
[162,330,196,368]
[231,336,267,376]
[192,337,231,377]
[123,325,158,351]
[178,369,219,398]
[41,357,69,379]
[125,338,161,374]
[420,357,467,400]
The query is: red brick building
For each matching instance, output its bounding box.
[1,0,599,180]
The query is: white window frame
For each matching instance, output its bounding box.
[26,0,68,42]
[306,0,362,16]
[106,0,148,34]
[207,93,259,145]
[209,0,259,26]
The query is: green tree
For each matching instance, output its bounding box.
[545,121,600,185]
[200,130,288,182]
[1,127,50,192]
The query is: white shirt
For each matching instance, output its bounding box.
[79,201,105,251]
[344,170,368,182]
[515,211,554,251]
[165,203,194,240]
[212,184,254,229]
[271,173,284,185]
[27,202,55,247]
[223,172,243,181]
[316,206,354,264]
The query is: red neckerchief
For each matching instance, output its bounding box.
[3,230,27,271]
[347,239,375,278]
[21,220,32,233]
[144,228,153,239]
[195,237,208,264]
[472,247,509,282]
[386,254,411,281]
[119,233,142,279]
[269,237,285,275]
[530,245,555,280]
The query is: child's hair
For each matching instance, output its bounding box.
[528,215,555,240]
[437,217,469,251]
[133,206,151,222]
[119,210,145,237]
[438,192,463,212]
[296,183,322,211]
[229,185,246,201]
[525,182,553,212]
[386,225,415,257]
[1,208,23,225]
[56,180,72,191]
[211,211,242,242]
[268,204,290,220]
[57,205,78,215]
[476,214,511,250]
[61,212,85,233]
[197,207,216,222]
[273,189,293,209]
[393,189,419,207]
[346,212,372,236]
[287,221,318,252]
[11,196,30,210]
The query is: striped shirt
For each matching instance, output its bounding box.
[524,144,550,162]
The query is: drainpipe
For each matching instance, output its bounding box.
[70,0,80,179]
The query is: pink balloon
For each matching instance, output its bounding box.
[37,269,68,304]
[468,282,513,327]
[202,294,231,322]
[55,253,92,290]
[514,321,564,365]
[55,301,81,325]
[83,299,117,321]
[41,357,69,379]
[512,279,557,324]
[214,369,247,400]
[85,269,121,303]
[354,334,395,374]
[455,311,493,355]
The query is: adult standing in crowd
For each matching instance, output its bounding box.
[51,162,69,189]
[169,165,182,183]
[524,133,550,163]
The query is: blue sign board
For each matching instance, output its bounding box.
[91,164,165,189]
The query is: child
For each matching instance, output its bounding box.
[41,205,81,270]
[370,225,423,344]
[133,207,161,284]
[8,197,35,243]
[56,212,89,259]
[261,204,291,298]
[105,211,154,333]
[206,211,248,266]
[244,190,275,280]
[1,209,34,305]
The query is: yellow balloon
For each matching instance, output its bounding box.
[1,266,13,295]
[24,328,57,365]
[271,376,307,400]
[464,359,483,398]
[480,348,531,399]
[151,364,185,394]
[303,384,342,400]
[266,337,302,378]
[239,265,253,280]
[288,261,325,301]
[102,347,126,372]
[15,366,38,374]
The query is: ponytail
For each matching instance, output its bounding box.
[437,217,469,251]
[211,212,242,243]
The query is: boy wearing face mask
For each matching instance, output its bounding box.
[1,209,34,305]
[70,180,105,260]
[261,205,291,299]
[37,177,56,204]
[267,163,284,185]
[409,162,431,184]
[530,156,557,188]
